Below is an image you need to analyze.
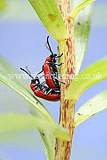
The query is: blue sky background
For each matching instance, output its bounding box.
[0,0,107,160]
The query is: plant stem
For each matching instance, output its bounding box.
[55,0,75,160]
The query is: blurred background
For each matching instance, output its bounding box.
[0,0,107,160]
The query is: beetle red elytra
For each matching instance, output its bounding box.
[37,36,65,89]
[20,67,60,101]
[20,36,66,101]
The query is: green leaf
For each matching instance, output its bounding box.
[74,90,107,127]
[39,121,70,160]
[0,56,18,74]
[69,0,96,19]
[70,0,93,75]
[0,0,6,11]
[0,71,55,124]
[0,112,69,160]
[66,59,107,101]
[28,0,68,41]
[0,0,39,22]
[0,113,69,141]
[0,56,30,88]
[40,131,55,160]
[0,57,56,160]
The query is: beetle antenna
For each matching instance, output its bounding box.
[25,66,32,75]
[20,67,34,79]
[46,36,54,55]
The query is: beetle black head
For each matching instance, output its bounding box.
[31,76,40,85]
[49,54,57,63]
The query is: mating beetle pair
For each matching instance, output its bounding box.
[20,36,63,101]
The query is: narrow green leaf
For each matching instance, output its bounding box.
[0,56,30,88]
[69,0,96,19]
[0,113,69,141]
[0,71,55,124]
[0,0,6,11]
[40,131,55,160]
[0,57,56,160]
[0,113,69,160]
[74,90,107,127]
[0,113,38,133]
[28,0,68,41]
[66,59,107,101]
[70,0,93,75]
[0,56,46,119]
[0,56,19,75]
[0,1,39,22]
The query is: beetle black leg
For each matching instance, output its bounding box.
[40,85,47,92]
[44,88,53,96]
[52,75,66,84]
[40,75,44,78]
[54,63,64,66]
[55,53,63,58]
[60,81,66,84]
[40,81,46,85]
